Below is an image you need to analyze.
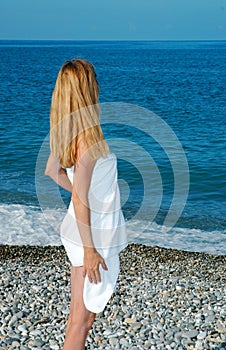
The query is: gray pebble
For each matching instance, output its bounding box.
[33,338,45,347]
[30,329,42,336]
[17,324,28,333]
[11,341,20,348]
[182,330,198,339]
[205,314,215,323]
[174,331,182,341]
[109,337,118,346]
[197,331,207,340]
[119,338,129,347]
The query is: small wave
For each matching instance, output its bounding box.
[0,204,225,255]
[0,203,65,246]
[126,220,226,255]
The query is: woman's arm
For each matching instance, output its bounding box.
[72,144,108,284]
[45,154,73,193]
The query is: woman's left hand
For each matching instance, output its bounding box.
[83,247,108,284]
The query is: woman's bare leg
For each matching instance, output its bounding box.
[63,266,96,350]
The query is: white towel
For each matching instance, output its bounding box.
[60,152,127,312]
[61,236,120,313]
[83,254,120,313]
[61,153,127,254]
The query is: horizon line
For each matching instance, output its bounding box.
[0,39,226,42]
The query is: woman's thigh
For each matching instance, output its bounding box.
[69,265,96,325]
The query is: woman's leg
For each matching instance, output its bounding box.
[63,266,96,350]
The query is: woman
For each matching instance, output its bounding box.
[45,59,127,350]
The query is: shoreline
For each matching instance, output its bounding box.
[1,242,225,259]
[1,243,225,349]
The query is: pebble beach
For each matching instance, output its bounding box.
[0,243,225,350]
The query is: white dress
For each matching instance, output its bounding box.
[60,152,127,313]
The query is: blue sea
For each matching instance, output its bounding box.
[0,40,225,255]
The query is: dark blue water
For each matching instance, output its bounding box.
[0,40,225,252]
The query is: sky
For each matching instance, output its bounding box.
[0,0,225,40]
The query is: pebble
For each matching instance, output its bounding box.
[33,338,45,347]
[17,324,28,333]
[182,330,199,339]
[205,315,215,323]
[0,243,225,350]
[197,331,207,340]
[11,341,20,348]
[109,337,118,346]
[30,329,42,336]
[125,317,136,323]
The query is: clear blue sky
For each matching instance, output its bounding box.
[0,0,225,40]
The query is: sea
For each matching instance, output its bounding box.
[0,40,225,255]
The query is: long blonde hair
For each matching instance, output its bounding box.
[50,59,109,168]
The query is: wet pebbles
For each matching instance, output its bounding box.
[0,244,225,349]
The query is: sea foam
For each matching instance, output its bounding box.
[0,204,225,255]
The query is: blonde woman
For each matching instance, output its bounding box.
[45,59,127,350]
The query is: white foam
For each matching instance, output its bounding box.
[0,204,64,246]
[0,204,225,255]
[126,220,226,255]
